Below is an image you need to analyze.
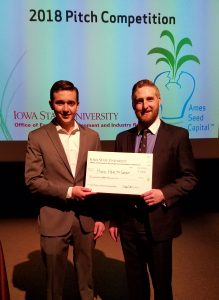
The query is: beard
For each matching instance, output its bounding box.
[136,108,159,127]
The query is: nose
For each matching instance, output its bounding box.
[143,99,149,109]
[63,103,69,112]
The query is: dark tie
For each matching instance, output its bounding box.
[138,129,148,153]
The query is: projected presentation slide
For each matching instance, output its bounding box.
[0,0,218,140]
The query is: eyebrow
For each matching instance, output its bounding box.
[54,99,76,102]
[135,96,155,100]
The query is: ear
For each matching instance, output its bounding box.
[158,97,161,107]
[49,100,54,110]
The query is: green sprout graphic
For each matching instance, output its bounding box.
[0,51,26,140]
[147,30,200,81]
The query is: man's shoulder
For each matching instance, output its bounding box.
[78,123,100,137]
[116,126,137,139]
[28,122,53,137]
[160,121,189,139]
[161,121,188,133]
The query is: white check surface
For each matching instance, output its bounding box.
[85,151,153,195]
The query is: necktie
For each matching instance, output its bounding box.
[138,129,148,153]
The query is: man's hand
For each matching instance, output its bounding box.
[141,188,164,206]
[72,186,96,200]
[94,222,105,240]
[109,221,119,242]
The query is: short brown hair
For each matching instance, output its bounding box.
[50,80,79,103]
[132,79,160,102]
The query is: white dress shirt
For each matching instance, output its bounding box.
[56,122,80,198]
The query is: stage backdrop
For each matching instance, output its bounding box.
[0,0,218,141]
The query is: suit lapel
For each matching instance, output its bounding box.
[74,125,88,180]
[127,132,136,152]
[126,127,138,152]
[153,122,168,157]
[45,122,73,176]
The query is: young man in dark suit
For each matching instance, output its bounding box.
[109,79,198,300]
[25,80,105,300]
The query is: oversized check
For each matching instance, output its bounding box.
[85,151,153,195]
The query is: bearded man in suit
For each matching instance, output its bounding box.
[25,80,105,300]
[109,79,198,300]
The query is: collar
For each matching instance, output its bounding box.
[56,121,79,135]
[137,117,161,135]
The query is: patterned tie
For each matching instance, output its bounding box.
[138,129,148,153]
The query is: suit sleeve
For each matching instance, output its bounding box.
[160,129,198,206]
[25,131,70,201]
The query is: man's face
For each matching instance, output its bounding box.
[132,86,160,127]
[49,90,79,131]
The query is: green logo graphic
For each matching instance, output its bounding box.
[148,30,200,120]
[0,52,26,140]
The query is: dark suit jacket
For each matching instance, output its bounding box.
[115,121,198,241]
[25,120,101,236]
